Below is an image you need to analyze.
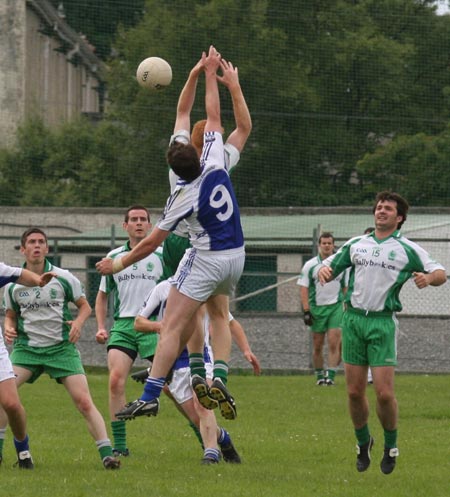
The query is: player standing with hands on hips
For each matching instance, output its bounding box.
[317,191,446,475]
[96,46,246,421]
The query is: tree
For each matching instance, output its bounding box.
[2,0,450,207]
[357,127,450,205]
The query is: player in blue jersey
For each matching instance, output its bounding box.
[96,46,247,421]
[0,261,54,469]
[318,192,447,475]
[121,280,256,464]
[162,54,251,413]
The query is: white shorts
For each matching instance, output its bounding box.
[168,363,213,405]
[0,338,16,383]
[170,247,245,302]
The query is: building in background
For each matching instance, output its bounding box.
[0,0,106,148]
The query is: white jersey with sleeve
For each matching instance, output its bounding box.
[138,280,212,369]
[297,255,346,307]
[168,129,240,238]
[159,131,244,251]
[321,231,446,313]
[0,263,22,380]
[3,260,85,347]
[99,242,164,320]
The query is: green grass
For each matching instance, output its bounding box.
[2,373,449,497]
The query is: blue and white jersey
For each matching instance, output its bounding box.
[159,131,244,252]
[0,263,21,288]
[138,280,212,370]
[168,129,240,239]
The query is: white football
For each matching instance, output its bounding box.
[136,57,172,90]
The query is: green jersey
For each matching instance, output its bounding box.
[298,255,346,307]
[322,231,445,313]
[4,259,85,347]
[99,241,164,319]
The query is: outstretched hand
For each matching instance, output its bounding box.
[217,59,239,89]
[191,56,205,77]
[203,45,222,73]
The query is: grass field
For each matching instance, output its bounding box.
[1,372,449,497]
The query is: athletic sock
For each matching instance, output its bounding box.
[189,421,204,448]
[384,428,398,449]
[96,439,113,460]
[355,424,371,446]
[140,376,165,401]
[327,369,336,381]
[203,447,220,462]
[111,420,127,452]
[14,434,29,453]
[213,360,229,385]
[217,427,231,447]
[0,427,6,457]
[315,369,325,381]
[189,353,206,379]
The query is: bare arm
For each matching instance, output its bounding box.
[218,59,252,152]
[17,268,55,287]
[230,318,261,375]
[96,227,170,275]
[95,290,109,344]
[173,58,204,133]
[4,309,18,345]
[203,46,222,133]
[413,269,447,289]
[300,286,310,312]
[134,315,162,334]
[67,297,92,344]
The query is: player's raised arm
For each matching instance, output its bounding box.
[173,58,204,133]
[217,59,252,152]
[96,227,169,275]
[203,46,222,133]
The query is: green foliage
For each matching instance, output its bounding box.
[357,127,450,205]
[0,116,170,207]
[2,373,450,497]
[3,0,450,206]
[49,0,146,59]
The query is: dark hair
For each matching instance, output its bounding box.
[373,191,409,229]
[21,227,48,248]
[318,232,335,244]
[125,205,150,223]
[166,142,201,182]
[364,227,374,234]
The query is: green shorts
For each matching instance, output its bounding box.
[310,301,344,333]
[107,318,158,360]
[342,309,398,367]
[162,232,191,279]
[11,342,85,384]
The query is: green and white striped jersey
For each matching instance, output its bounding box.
[99,241,164,319]
[4,260,85,347]
[321,231,445,313]
[298,255,346,307]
